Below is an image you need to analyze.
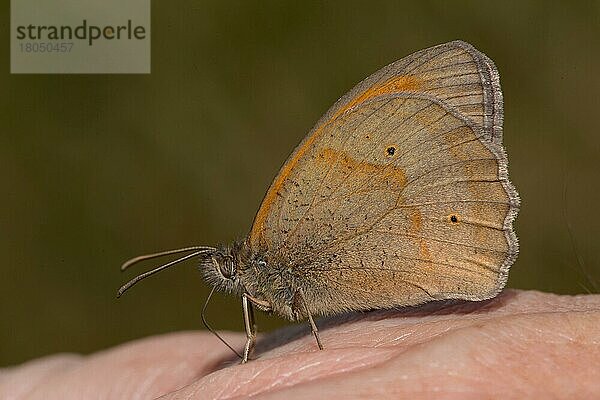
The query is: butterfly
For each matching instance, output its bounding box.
[118,40,519,363]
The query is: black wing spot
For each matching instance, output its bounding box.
[386,146,396,156]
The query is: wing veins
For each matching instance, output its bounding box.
[326,253,498,275]
[420,60,477,74]
[308,101,437,214]
[405,177,502,200]
[324,274,436,302]
[397,199,510,207]
[370,229,508,254]
[312,264,490,281]
[276,98,396,253]
[302,128,490,223]
[403,46,461,75]
[403,157,497,189]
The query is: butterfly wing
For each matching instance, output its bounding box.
[248,41,519,314]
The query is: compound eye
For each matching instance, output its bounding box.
[217,256,234,279]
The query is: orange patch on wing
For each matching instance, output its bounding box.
[318,148,407,189]
[406,207,432,264]
[344,75,421,113]
[408,208,422,234]
[249,75,421,246]
[419,240,432,262]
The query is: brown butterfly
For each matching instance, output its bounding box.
[118,40,519,363]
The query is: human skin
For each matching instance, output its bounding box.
[1,290,599,399]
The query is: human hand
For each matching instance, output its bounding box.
[2,290,599,399]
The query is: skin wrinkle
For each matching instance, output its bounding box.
[0,355,82,400]
[133,366,165,400]
[374,331,412,347]
[256,360,324,395]
[160,363,199,396]
[110,368,137,400]
[316,316,451,350]
[191,349,398,400]
[256,294,594,357]
[227,367,267,398]
[247,311,599,399]
[5,292,589,399]
[192,367,240,400]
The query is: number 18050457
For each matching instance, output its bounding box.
[19,42,73,52]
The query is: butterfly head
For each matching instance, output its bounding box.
[200,244,244,294]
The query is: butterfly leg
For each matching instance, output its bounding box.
[244,293,273,312]
[241,293,256,363]
[294,288,324,350]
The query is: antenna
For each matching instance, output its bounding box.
[117,246,215,297]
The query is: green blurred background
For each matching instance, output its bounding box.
[2,1,599,366]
